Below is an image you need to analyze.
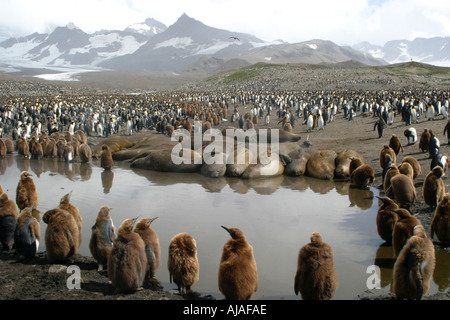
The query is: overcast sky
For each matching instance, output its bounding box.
[1,0,449,45]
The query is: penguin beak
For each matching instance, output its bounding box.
[151,217,158,223]
[221,226,235,239]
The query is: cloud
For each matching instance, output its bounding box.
[0,0,449,45]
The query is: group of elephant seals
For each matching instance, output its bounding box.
[106,129,366,183]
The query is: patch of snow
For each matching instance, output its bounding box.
[154,37,193,49]
[264,57,272,61]
[307,44,318,50]
[194,41,233,55]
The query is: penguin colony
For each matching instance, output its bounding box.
[0,90,449,301]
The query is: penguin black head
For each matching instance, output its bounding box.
[431,165,445,178]
[222,226,245,241]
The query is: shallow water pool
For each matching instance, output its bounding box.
[0,154,448,299]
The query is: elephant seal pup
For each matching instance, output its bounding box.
[305,150,337,180]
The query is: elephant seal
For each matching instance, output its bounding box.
[335,149,363,179]
[305,150,337,180]
[200,151,229,178]
[241,152,284,179]
[130,147,202,173]
[282,149,311,177]
[226,147,255,177]
[93,137,136,158]
[112,134,177,161]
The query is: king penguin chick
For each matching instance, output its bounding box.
[42,208,80,263]
[134,217,160,279]
[392,208,422,257]
[430,193,450,245]
[393,225,436,300]
[0,192,19,251]
[294,232,338,300]
[14,206,41,259]
[100,144,114,170]
[108,218,147,293]
[376,196,399,244]
[57,192,82,248]
[89,206,115,271]
[423,166,446,208]
[218,226,258,300]
[16,171,39,210]
[167,232,199,294]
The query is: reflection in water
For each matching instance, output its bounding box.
[101,170,114,193]
[0,155,448,299]
[433,248,450,291]
[374,243,396,289]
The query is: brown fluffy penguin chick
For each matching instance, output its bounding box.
[392,209,422,257]
[78,143,92,163]
[294,232,338,300]
[376,196,399,244]
[383,165,399,196]
[401,156,422,179]
[89,206,115,271]
[389,134,403,155]
[167,232,199,294]
[379,145,396,170]
[387,173,417,208]
[218,226,258,300]
[393,225,436,300]
[134,217,160,279]
[350,163,375,189]
[423,166,446,208]
[16,171,39,210]
[108,218,147,293]
[419,129,431,153]
[14,207,41,259]
[430,194,450,245]
[100,144,114,170]
[57,192,82,248]
[0,192,19,251]
[42,208,80,263]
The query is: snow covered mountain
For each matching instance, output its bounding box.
[0,13,416,80]
[353,37,450,67]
